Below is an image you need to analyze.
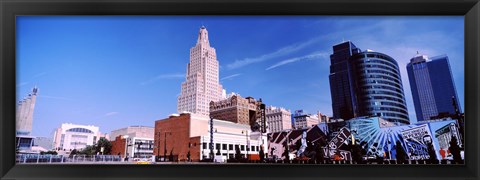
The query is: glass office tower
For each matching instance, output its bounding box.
[329,41,410,125]
[407,54,461,122]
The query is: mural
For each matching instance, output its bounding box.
[267,116,463,161]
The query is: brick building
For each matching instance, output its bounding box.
[209,94,263,129]
[154,112,266,162]
[110,135,127,156]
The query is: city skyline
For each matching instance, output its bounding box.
[16,16,464,138]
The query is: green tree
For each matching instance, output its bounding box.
[95,137,112,155]
[79,145,96,155]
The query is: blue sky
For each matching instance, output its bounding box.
[16,16,464,138]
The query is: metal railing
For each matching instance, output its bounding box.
[16,154,123,164]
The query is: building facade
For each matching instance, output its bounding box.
[177,26,224,116]
[329,41,410,125]
[154,113,266,162]
[209,94,263,128]
[265,106,292,133]
[109,126,155,158]
[329,42,361,121]
[293,114,320,129]
[407,54,461,122]
[52,123,105,151]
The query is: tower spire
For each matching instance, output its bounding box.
[197,26,210,46]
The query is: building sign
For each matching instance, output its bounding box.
[401,124,432,160]
[328,127,351,150]
[322,148,352,160]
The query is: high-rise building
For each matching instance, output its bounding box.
[329,42,361,121]
[16,86,38,135]
[177,26,224,116]
[407,54,461,122]
[265,106,292,133]
[329,41,410,125]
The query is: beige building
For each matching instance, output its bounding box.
[209,93,263,127]
[177,26,225,116]
[265,106,291,133]
[110,126,155,158]
[293,114,320,129]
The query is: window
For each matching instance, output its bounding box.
[202,143,207,149]
[241,145,245,151]
[229,144,233,150]
[222,144,227,150]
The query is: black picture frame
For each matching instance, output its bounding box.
[1,0,479,180]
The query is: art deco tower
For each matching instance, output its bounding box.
[177,26,224,116]
[16,86,38,135]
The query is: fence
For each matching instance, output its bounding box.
[16,154,123,164]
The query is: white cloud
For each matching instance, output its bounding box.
[266,52,328,70]
[220,73,242,81]
[104,112,118,116]
[226,36,323,70]
[140,73,184,85]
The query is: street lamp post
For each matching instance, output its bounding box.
[242,130,249,161]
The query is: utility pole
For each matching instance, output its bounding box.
[209,116,214,161]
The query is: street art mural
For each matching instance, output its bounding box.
[267,116,463,161]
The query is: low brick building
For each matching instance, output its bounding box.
[110,135,127,157]
[154,112,267,162]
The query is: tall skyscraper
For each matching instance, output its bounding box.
[329,41,410,125]
[329,41,361,120]
[407,53,461,122]
[177,26,224,116]
[16,86,38,135]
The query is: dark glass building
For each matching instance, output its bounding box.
[329,41,410,125]
[329,41,361,120]
[406,54,461,122]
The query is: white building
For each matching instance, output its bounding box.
[265,106,292,133]
[52,123,106,151]
[293,114,320,129]
[110,126,155,158]
[177,26,225,116]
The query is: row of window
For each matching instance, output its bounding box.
[201,142,261,152]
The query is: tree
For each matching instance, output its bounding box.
[69,149,78,158]
[78,145,96,155]
[40,150,58,155]
[395,140,407,164]
[449,136,462,164]
[95,137,112,155]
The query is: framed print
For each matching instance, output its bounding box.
[1,0,479,180]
